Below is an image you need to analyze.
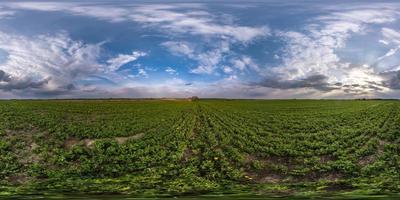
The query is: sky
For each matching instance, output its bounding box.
[1,0,400,99]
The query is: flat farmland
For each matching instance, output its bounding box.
[0,100,399,197]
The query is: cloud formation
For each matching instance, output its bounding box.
[0,69,49,90]
[0,31,104,94]
[107,51,146,72]
[1,1,400,98]
[260,5,400,96]
[162,40,231,74]
[129,4,269,42]
[8,2,269,42]
[165,67,178,75]
[255,74,339,91]
[8,2,269,77]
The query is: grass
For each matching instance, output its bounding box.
[0,99,399,197]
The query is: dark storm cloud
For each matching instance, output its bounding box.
[253,74,340,91]
[0,70,50,91]
[381,70,400,89]
[28,84,78,97]
[0,70,11,82]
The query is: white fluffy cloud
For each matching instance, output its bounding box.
[7,2,268,76]
[137,68,148,78]
[264,6,400,95]
[165,67,177,75]
[130,4,267,75]
[0,31,103,92]
[376,28,400,65]
[107,51,146,72]
[222,66,233,74]
[231,56,259,72]
[129,4,269,42]
[162,40,230,74]
[7,2,129,22]
[382,27,400,44]
[190,49,225,74]
[0,10,14,19]
[161,39,260,75]
[3,1,400,99]
[0,5,15,19]
[0,30,148,96]
[161,41,194,57]
[7,2,269,42]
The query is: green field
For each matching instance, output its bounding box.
[0,99,399,198]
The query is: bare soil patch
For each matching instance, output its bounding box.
[64,133,145,149]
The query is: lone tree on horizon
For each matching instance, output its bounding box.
[190,96,199,101]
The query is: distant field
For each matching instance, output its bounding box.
[0,100,399,197]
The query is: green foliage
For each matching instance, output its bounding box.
[0,99,399,196]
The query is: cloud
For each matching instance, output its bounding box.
[126,68,149,79]
[222,66,233,74]
[142,3,269,75]
[161,41,194,57]
[7,2,129,22]
[381,70,400,89]
[0,31,104,93]
[266,6,400,95]
[161,39,261,75]
[0,5,15,19]
[165,67,177,75]
[137,68,148,78]
[106,51,146,72]
[129,4,269,42]
[84,77,306,99]
[8,2,268,77]
[379,39,389,45]
[3,1,400,99]
[0,10,14,19]
[382,27,400,44]
[231,56,259,72]
[254,74,339,91]
[316,8,398,24]
[0,69,50,90]
[0,70,10,82]
[0,30,149,96]
[162,40,230,74]
[190,49,225,74]
[375,27,400,63]
[8,2,269,42]
[377,47,400,61]
[375,28,400,62]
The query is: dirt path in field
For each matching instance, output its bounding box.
[115,133,145,144]
[64,133,145,149]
